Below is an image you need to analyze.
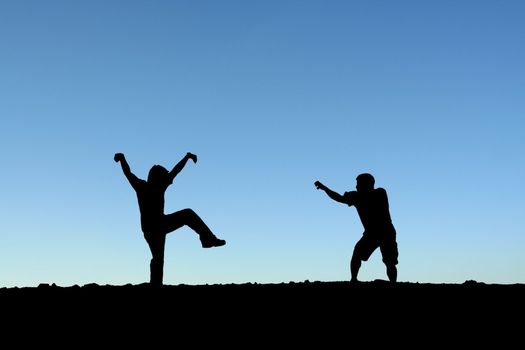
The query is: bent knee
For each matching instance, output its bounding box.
[382,256,398,266]
[352,250,370,262]
[180,208,196,216]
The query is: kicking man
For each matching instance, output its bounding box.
[115,152,225,286]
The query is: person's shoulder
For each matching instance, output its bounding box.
[343,190,358,202]
[375,187,388,197]
[135,178,147,187]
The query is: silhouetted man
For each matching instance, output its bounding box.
[315,173,398,283]
[114,152,226,286]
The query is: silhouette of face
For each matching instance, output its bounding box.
[356,173,375,192]
[147,165,169,185]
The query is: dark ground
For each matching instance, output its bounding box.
[2,280,523,344]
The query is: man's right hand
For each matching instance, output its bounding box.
[314,181,325,190]
[114,153,125,163]
[186,152,197,164]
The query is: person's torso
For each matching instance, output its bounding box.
[347,188,393,233]
[135,181,167,224]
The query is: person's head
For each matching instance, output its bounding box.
[356,173,375,192]
[148,165,169,184]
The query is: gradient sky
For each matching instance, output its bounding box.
[1,1,524,287]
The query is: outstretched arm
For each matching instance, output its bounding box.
[114,153,141,189]
[314,180,346,204]
[168,152,198,182]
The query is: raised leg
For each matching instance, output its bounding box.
[163,208,225,248]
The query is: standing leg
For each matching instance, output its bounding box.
[163,209,226,248]
[350,254,361,283]
[351,235,377,283]
[386,264,397,283]
[145,233,166,287]
[380,232,399,283]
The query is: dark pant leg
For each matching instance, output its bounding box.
[145,233,166,286]
[162,208,215,240]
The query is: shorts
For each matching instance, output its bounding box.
[353,227,398,265]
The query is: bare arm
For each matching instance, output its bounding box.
[114,153,141,189]
[314,180,346,204]
[168,152,197,182]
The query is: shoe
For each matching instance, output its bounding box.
[201,237,226,248]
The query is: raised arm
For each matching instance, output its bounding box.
[314,180,346,204]
[168,152,198,182]
[114,153,141,189]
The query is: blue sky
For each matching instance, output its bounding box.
[1,0,524,287]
